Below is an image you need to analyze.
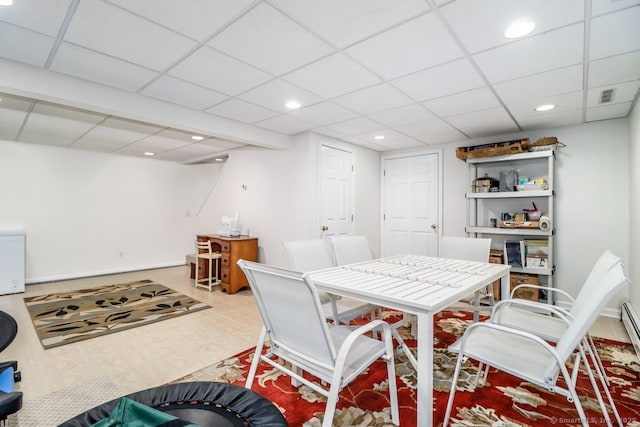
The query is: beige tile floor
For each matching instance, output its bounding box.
[0,265,264,403]
[0,265,632,416]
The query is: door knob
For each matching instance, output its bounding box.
[431,224,437,230]
[322,225,329,231]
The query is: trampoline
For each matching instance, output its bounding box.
[60,381,288,427]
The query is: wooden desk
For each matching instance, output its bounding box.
[195,235,258,294]
[307,254,510,427]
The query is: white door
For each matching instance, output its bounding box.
[318,144,353,238]
[382,154,439,257]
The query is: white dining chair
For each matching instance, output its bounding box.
[238,260,399,427]
[283,239,380,325]
[488,250,626,426]
[443,251,630,427]
[194,240,222,291]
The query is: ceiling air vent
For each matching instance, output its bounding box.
[599,88,615,104]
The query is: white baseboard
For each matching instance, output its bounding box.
[555,300,621,319]
[26,261,187,285]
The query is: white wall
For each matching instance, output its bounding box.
[196,132,381,268]
[0,140,220,282]
[629,102,640,309]
[418,119,630,312]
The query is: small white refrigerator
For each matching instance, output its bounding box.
[0,230,25,295]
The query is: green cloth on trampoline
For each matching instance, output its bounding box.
[90,398,195,427]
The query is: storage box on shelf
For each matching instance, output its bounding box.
[464,150,555,303]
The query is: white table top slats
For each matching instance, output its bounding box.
[308,254,510,312]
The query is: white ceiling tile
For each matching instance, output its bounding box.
[206,99,280,124]
[168,46,272,95]
[587,80,640,107]
[354,128,423,149]
[117,128,193,154]
[346,13,464,79]
[50,43,159,91]
[325,117,386,136]
[19,102,106,146]
[0,23,54,67]
[271,0,429,48]
[374,137,424,150]
[517,109,583,129]
[369,104,435,127]
[108,0,255,41]
[341,135,387,151]
[507,91,584,121]
[445,107,518,138]
[0,0,71,37]
[474,24,584,83]
[140,75,228,110]
[64,1,197,71]
[586,102,632,121]
[254,114,315,135]
[290,102,359,126]
[392,58,485,102]
[152,142,223,162]
[282,53,381,98]
[588,51,640,88]
[397,119,467,144]
[333,84,413,115]
[592,0,640,17]
[590,6,640,60]
[441,0,584,54]
[238,79,323,113]
[311,127,348,140]
[493,65,583,103]
[74,117,163,147]
[423,87,501,117]
[208,3,333,76]
[72,141,122,152]
[0,94,31,141]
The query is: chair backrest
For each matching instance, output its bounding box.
[439,236,491,262]
[196,240,211,254]
[330,235,373,265]
[237,260,338,369]
[283,239,334,272]
[548,251,629,377]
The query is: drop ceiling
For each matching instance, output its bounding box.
[0,0,639,163]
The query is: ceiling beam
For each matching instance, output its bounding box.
[0,58,291,150]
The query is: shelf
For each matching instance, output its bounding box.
[466,190,553,199]
[465,150,554,164]
[511,266,554,276]
[466,226,553,236]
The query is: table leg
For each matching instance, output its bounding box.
[500,273,510,301]
[416,312,434,427]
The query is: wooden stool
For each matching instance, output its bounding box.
[195,241,222,291]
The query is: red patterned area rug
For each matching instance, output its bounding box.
[173,311,640,426]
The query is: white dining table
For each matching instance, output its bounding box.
[307,254,511,427]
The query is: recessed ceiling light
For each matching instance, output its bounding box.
[215,158,225,162]
[535,104,556,112]
[0,0,13,6]
[373,135,385,140]
[144,152,155,156]
[285,100,301,110]
[191,135,204,141]
[504,20,535,39]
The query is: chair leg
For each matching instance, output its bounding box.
[443,353,465,427]
[383,330,400,425]
[585,338,622,426]
[245,327,267,389]
[322,375,343,427]
[578,344,615,427]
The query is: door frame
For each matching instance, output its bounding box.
[316,141,355,239]
[380,148,444,257]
